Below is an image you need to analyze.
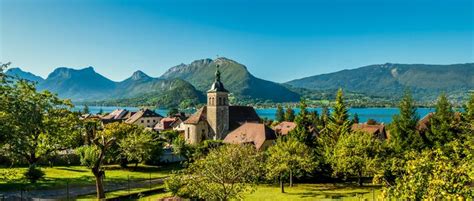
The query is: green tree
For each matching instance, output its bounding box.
[461,93,474,135]
[275,104,285,122]
[289,100,316,147]
[83,105,90,114]
[326,88,351,146]
[390,90,423,152]
[385,139,473,199]
[353,113,359,124]
[1,80,80,167]
[266,137,315,193]
[284,106,295,122]
[167,108,179,117]
[76,119,116,199]
[331,132,383,186]
[166,144,261,200]
[118,129,156,169]
[97,108,104,115]
[425,93,459,147]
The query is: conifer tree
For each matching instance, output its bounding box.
[326,89,351,145]
[275,104,285,122]
[284,106,295,122]
[290,100,315,147]
[83,105,90,114]
[461,93,474,133]
[390,90,423,152]
[353,113,360,124]
[426,93,457,147]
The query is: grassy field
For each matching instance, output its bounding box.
[0,164,180,191]
[138,183,382,201]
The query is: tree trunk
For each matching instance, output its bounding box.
[289,169,293,187]
[93,169,106,199]
[280,173,285,193]
[358,170,363,186]
[134,162,139,171]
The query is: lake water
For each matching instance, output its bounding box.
[75,106,435,123]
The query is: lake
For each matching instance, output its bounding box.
[75,106,435,123]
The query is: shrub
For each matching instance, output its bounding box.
[24,165,45,183]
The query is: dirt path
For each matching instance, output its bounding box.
[0,178,164,200]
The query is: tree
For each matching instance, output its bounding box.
[266,137,315,193]
[284,106,295,122]
[331,132,383,186]
[425,93,459,147]
[461,93,474,136]
[289,100,316,147]
[353,113,359,124]
[161,130,180,145]
[76,119,115,199]
[1,80,81,167]
[385,139,473,199]
[326,88,351,146]
[166,144,262,200]
[83,105,90,114]
[97,108,104,115]
[389,90,423,152]
[118,129,156,169]
[275,104,285,122]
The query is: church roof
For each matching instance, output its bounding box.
[229,106,261,129]
[223,122,277,150]
[183,107,207,124]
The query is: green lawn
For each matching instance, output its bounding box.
[139,183,382,200]
[0,163,181,191]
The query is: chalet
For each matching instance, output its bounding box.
[154,117,183,132]
[351,123,387,140]
[223,122,277,150]
[273,121,297,136]
[125,108,163,128]
[101,109,134,124]
[183,65,261,145]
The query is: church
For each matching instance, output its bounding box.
[183,65,262,144]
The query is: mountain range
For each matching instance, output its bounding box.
[5,58,473,107]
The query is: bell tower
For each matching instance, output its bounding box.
[206,64,229,140]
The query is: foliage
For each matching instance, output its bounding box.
[266,137,315,191]
[284,106,295,122]
[83,105,90,114]
[385,139,473,199]
[0,74,81,166]
[167,108,179,117]
[289,100,317,147]
[389,90,423,152]
[425,93,460,147]
[166,144,262,200]
[118,129,156,168]
[161,130,180,145]
[275,104,285,122]
[331,132,384,186]
[325,89,351,146]
[24,165,45,183]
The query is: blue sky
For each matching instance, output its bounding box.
[1,0,473,82]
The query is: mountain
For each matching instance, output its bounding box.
[5,68,44,83]
[38,67,116,101]
[286,63,474,101]
[161,57,300,102]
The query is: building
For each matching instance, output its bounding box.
[125,108,163,128]
[223,122,277,150]
[273,121,297,136]
[183,65,260,144]
[351,123,387,140]
[100,109,134,124]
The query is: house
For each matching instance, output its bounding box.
[223,122,277,150]
[125,108,163,128]
[171,118,186,133]
[100,109,134,124]
[183,64,260,144]
[273,121,297,136]
[351,123,387,140]
[154,117,182,132]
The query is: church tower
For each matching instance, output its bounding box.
[206,64,229,140]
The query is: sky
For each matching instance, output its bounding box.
[1,0,473,83]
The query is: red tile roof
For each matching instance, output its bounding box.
[223,123,277,150]
[273,121,297,135]
[351,123,387,140]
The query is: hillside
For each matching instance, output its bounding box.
[161,57,300,102]
[286,63,474,102]
[5,68,44,83]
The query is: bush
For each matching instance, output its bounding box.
[24,165,45,183]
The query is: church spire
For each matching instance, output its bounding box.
[208,63,228,92]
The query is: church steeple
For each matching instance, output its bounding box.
[208,64,228,92]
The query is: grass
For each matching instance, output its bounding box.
[0,163,181,192]
[77,185,165,200]
[138,183,382,201]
